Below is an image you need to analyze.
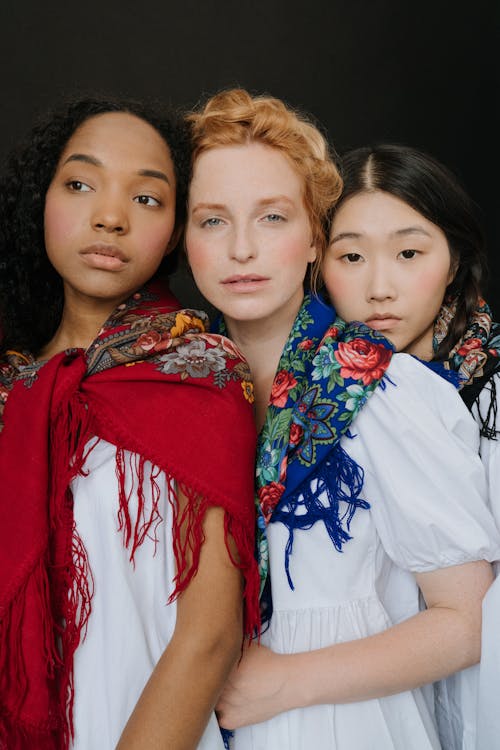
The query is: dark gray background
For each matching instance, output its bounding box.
[0,0,497,314]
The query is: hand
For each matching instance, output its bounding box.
[216,643,291,729]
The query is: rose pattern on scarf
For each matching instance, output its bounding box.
[434,296,500,386]
[270,370,298,407]
[258,481,286,522]
[334,339,393,385]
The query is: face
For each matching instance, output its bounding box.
[44,112,177,312]
[186,142,317,334]
[323,191,454,359]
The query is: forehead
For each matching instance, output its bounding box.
[333,190,429,230]
[190,142,304,199]
[58,112,175,178]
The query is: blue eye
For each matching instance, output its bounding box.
[202,217,223,227]
[134,195,161,207]
[264,213,285,222]
[67,180,92,192]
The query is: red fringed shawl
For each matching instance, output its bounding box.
[0,284,259,749]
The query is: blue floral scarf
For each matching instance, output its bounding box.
[217,294,394,595]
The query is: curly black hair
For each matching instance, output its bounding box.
[335,144,487,360]
[0,97,191,354]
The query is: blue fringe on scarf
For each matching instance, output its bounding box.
[271,440,368,589]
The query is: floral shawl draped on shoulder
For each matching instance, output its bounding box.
[217,293,394,598]
[434,295,500,439]
[0,283,259,750]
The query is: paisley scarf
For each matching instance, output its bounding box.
[433,296,500,439]
[0,283,259,750]
[217,294,394,595]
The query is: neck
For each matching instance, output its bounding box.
[37,292,121,361]
[225,298,303,431]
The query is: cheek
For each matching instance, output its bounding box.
[322,266,358,316]
[412,265,450,305]
[44,194,79,251]
[140,212,176,258]
[185,233,215,276]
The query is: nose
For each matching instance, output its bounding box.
[366,259,397,302]
[229,224,257,262]
[92,190,129,234]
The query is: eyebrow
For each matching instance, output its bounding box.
[331,226,432,243]
[190,195,296,214]
[392,226,432,238]
[63,154,171,184]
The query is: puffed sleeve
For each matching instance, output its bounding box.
[347,353,500,571]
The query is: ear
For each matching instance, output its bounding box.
[447,255,459,286]
[165,224,184,256]
[308,240,318,264]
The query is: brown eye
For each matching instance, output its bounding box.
[134,195,160,207]
[67,180,91,192]
[343,253,362,263]
[399,249,417,259]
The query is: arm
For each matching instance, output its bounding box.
[117,501,243,750]
[216,559,493,729]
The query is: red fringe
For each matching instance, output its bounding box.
[0,389,95,748]
[1,391,260,749]
[115,462,261,638]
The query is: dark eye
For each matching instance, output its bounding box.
[343,252,363,263]
[134,195,160,207]
[399,249,418,259]
[67,180,91,192]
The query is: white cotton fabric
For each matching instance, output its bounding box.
[474,371,500,750]
[70,441,225,750]
[232,355,500,750]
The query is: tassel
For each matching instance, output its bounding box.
[272,444,368,589]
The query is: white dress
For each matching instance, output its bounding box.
[233,355,500,750]
[474,372,500,750]
[70,441,225,750]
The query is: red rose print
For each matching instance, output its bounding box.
[335,339,392,385]
[289,422,303,446]
[298,339,314,351]
[258,482,286,522]
[270,370,298,407]
[325,326,339,339]
[457,338,482,356]
[136,330,162,351]
[151,334,173,353]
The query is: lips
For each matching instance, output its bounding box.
[221,274,268,284]
[365,314,401,331]
[80,243,128,270]
[220,274,270,293]
[81,243,128,261]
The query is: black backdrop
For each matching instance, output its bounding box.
[0,0,498,314]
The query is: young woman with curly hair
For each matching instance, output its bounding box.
[0,98,260,750]
[322,143,500,749]
[185,89,499,750]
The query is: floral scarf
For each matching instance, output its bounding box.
[433,296,500,439]
[217,294,394,596]
[0,283,259,750]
